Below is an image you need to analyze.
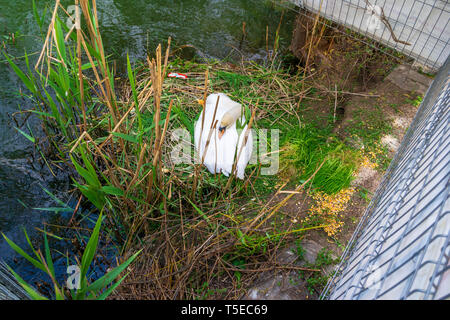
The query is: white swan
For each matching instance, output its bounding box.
[194,93,253,179]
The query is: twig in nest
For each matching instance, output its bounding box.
[333,84,337,123]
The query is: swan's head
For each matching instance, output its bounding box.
[218,103,243,139]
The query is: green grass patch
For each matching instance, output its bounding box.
[347,104,392,145]
[281,124,359,194]
[344,104,393,170]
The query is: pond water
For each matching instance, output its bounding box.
[0,0,294,288]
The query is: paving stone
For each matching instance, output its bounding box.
[386,64,433,95]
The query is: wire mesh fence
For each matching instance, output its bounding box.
[320,54,449,300]
[0,261,29,300]
[280,0,450,72]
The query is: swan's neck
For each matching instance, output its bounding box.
[220,104,243,128]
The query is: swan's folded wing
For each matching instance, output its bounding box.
[200,127,220,174]
[217,126,236,177]
[194,104,222,174]
[194,93,244,177]
[235,126,253,180]
[194,114,202,162]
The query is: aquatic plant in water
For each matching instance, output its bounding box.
[2,213,141,300]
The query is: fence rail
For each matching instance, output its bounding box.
[0,261,29,300]
[284,0,450,72]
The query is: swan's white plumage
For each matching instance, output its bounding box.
[194,93,253,179]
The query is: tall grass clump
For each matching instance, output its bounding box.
[282,124,358,194]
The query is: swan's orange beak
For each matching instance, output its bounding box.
[218,127,226,139]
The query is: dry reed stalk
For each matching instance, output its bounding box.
[146,100,173,206]
[75,20,118,133]
[199,96,220,172]
[162,37,171,82]
[80,0,119,124]
[223,106,256,192]
[68,194,83,225]
[157,100,174,151]
[75,0,86,132]
[191,68,209,199]
[35,0,60,72]
[197,94,221,169]
[297,0,323,110]
[269,9,284,68]
[333,83,337,123]
[316,83,380,97]
[125,143,148,195]
[315,21,327,48]
[200,120,218,165]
